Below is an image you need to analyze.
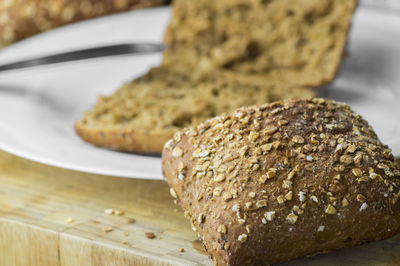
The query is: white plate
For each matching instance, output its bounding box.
[0,6,399,180]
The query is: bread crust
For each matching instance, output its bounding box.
[74,121,173,154]
[162,98,400,265]
[0,0,166,48]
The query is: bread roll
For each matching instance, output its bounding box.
[162,98,400,265]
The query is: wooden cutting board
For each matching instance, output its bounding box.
[0,150,399,266]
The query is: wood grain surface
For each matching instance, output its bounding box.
[0,150,399,266]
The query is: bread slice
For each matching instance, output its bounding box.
[163,0,358,88]
[76,0,357,153]
[0,0,167,48]
[75,66,315,153]
[162,98,400,265]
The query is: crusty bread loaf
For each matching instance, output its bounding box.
[0,0,167,48]
[75,66,315,153]
[162,98,400,265]
[163,0,358,88]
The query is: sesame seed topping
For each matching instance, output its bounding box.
[342,198,349,207]
[288,170,296,180]
[246,225,251,233]
[299,191,306,202]
[170,188,178,198]
[282,180,293,189]
[222,192,233,201]
[238,234,248,242]
[172,146,184,158]
[360,202,369,211]
[256,200,267,208]
[347,145,356,153]
[178,173,185,181]
[262,143,273,152]
[248,131,260,142]
[285,191,293,201]
[264,127,278,135]
[292,135,305,144]
[264,211,276,221]
[213,187,223,197]
[214,174,226,182]
[317,225,325,232]
[259,175,268,184]
[325,204,337,215]
[352,168,363,177]
[193,149,210,158]
[311,195,319,203]
[164,139,174,150]
[286,213,298,224]
[357,176,369,183]
[356,194,366,202]
[277,195,286,204]
[267,168,277,179]
[249,192,256,198]
[217,224,227,234]
[340,155,353,165]
[198,213,205,225]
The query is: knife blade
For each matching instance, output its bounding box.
[0,43,165,72]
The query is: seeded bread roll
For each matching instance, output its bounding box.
[75,66,315,153]
[164,0,358,88]
[162,98,400,265]
[0,0,167,48]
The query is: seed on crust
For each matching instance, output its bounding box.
[286,213,298,224]
[325,204,337,215]
[352,168,363,177]
[360,203,369,211]
[172,146,184,158]
[217,224,227,234]
[170,188,178,198]
[285,191,293,201]
[214,174,226,182]
[357,194,366,203]
[292,135,305,144]
[264,211,276,221]
[238,234,248,243]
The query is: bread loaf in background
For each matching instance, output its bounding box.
[0,0,168,48]
[162,98,400,265]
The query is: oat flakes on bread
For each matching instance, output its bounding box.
[75,66,315,153]
[0,0,167,48]
[162,98,400,265]
[164,0,358,88]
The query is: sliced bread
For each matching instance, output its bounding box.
[164,0,358,88]
[75,66,315,153]
[162,98,400,265]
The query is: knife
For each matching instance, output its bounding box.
[0,43,165,72]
